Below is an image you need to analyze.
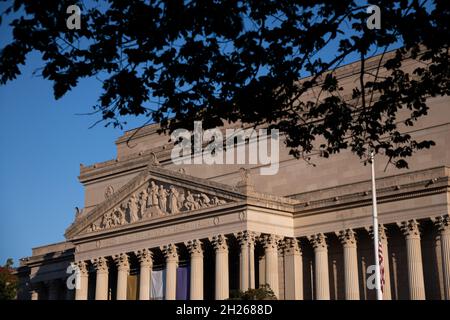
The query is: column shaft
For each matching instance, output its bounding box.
[75,261,88,300]
[114,253,130,300]
[441,230,450,300]
[236,231,256,292]
[400,220,426,300]
[92,257,109,300]
[309,233,330,300]
[435,215,450,300]
[284,238,303,300]
[249,244,255,289]
[186,239,204,300]
[338,230,360,300]
[135,249,153,300]
[262,234,280,297]
[210,235,229,300]
[240,244,249,291]
[162,244,178,300]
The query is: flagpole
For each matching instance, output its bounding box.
[370,151,383,300]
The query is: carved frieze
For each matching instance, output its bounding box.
[84,179,229,234]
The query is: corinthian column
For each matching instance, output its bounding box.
[91,257,109,300]
[261,234,280,297]
[308,233,330,300]
[435,215,450,300]
[186,239,204,300]
[367,224,392,300]
[283,238,303,300]
[75,261,89,300]
[236,231,256,292]
[113,253,130,300]
[135,249,153,300]
[337,229,360,300]
[210,234,229,300]
[399,220,426,300]
[161,244,178,300]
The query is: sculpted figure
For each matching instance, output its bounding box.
[212,196,227,205]
[87,223,99,232]
[127,195,139,223]
[119,204,127,224]
[112,210,120,226]
[168,185,179,214]
[184,191,199,210]
[148,181,159,208]
[112,205,125,226]
[199,193,211,207]
[177,191,185,210]
[158,185,168,212]
[101,212,112,229]
[138,190,148,218]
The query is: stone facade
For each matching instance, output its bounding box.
[16,52,450,300]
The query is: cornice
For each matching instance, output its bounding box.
[293,167,449,215]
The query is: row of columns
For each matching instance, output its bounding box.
[71,215,449,300]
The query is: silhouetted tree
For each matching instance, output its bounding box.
[0,0,449,167]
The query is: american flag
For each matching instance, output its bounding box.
[378,238,385,292]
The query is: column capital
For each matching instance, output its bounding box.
[365,224,388,241]
[135,248,153,267]
[91,257,108,273]
[398,219,421,239]
[185,239,203,256]
[75,260,89,275]
[283,237,301,255]
[210,234,228,252]
[235,231,257,248]
[161,243,179,262]
[308,233,327,250]
[433,214,450,234]
[113,253,130,271]
[337,229,357,247]
[260,234,281,250]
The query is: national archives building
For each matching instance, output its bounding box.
[16,52,450,300]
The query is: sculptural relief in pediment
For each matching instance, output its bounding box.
[85,179,228,234]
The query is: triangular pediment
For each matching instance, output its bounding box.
[65,164,245,239]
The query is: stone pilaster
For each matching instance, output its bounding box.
[399,219,426,300]
[91,257,109,300]
[337,229,360,300]
[161,244,178,300]
[308,233,330,300]
[367,224,392,300]
[135,248,153,300]
[113,253,130,300]
[283,238,303,300]
[435,215,450,300]
[75,261,89,300]
[210,234,229,300]
[236,231,256,291]
[186,239,204,300]
[261,234,280,298]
